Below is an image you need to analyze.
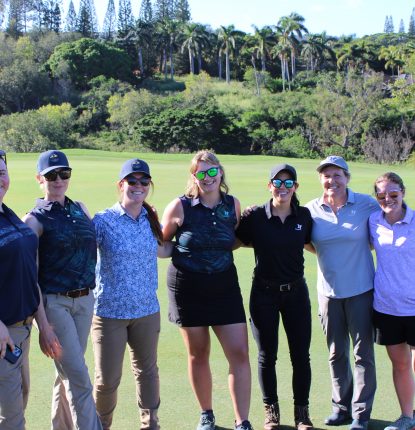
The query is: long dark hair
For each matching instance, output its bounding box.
[143,201,163,245]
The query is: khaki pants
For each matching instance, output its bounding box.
[45,293,102,430]
[0,325,31,430]
[91,312,161,430]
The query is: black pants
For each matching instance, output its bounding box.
[249,276,312,406]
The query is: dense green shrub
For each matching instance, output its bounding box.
[0,103,77,152]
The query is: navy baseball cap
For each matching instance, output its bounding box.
[37,150,71,175]
[119,158,151,180]
[317,155,349,173]
[270,163,297,181]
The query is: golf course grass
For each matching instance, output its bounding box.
[4,149,414,430]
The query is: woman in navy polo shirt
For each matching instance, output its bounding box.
[236,164,313,430]
[162,150,253,430]
[24,150,102,430]
[91,158,171,430]
[0,150,60,429]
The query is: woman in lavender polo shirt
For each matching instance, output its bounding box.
[369,172,415,430]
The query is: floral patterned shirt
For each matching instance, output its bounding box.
[93,202,159,319]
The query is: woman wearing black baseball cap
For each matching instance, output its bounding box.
[91,158,172,430]
[24,150,102,430]
[236,163,314,430]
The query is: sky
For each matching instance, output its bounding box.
[64,0,415,37]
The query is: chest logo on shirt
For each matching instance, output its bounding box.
[295,224,302,231]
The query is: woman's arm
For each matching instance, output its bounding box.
[161,198,183,241]
[157,241,174,258]
[304,243,316,254]
[22,213,43,237]
[78,201,92,220]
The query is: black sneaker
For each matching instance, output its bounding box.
[235,420,254,430]
[197,410,216,430]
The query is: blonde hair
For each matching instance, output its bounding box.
[185,150,229,198]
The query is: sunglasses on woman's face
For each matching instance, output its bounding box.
[194,167,219,181]
[44,169,72,182]
[0,150,6,166]
[271,179,295,189]
[375,190,401,200]
[125,176,151,187]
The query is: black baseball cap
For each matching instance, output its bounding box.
[119,158,151,180]
[37,150,71,175]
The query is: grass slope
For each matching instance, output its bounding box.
[4,150,413,430]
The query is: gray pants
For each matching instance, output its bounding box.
[91,312,161,430]
[0,325,31,430]
[45,293,102,430]
[318,290,376,421]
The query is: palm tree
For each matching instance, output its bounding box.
[156,18,180,80]
[271,39,292,91]
[251,25,274,72]
[276,12,308,78]
[301,32,336,72]
[181,22,210,74]
[379,45,405,76]
[337,40,375,73]
[217,25,238,83]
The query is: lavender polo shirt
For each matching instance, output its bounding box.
[369,205,415,316]
[306,189,379,298]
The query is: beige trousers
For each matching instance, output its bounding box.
[0,325,31,430]
[91,312,161,430]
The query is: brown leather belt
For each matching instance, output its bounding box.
[58,288,90,299]
[10,315,34,327]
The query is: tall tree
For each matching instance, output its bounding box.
[409,8,415,36]
[139,0,153,23]
[217,25,238,83]
[118,0,134,37]
[64,0,77,32]
[41,1,61,32]
[77,0,98,37]
[276,12,308,79]
[0,0,8,27]
[102,0,117,39]
[399,19,405,33]
[181,22,209,74]
[251,25,274,72]
[154,0,173,21]
[6,0,25,37]
[174,0,190,22]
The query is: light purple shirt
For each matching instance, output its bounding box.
[369,205,415,316]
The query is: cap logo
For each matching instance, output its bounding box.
[132,161,141,171]
[49,153,59,163]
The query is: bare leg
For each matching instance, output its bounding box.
[386,343,414,418]
[180,326,212,411]
[213,323,251,425]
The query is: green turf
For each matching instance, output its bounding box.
[4,149,414,429]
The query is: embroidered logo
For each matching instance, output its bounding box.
[295,224,302,231]
[132,161,141,171]
[49,153,59,163]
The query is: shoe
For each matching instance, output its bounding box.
[325,411,352,426]
[295,405,314,430]
[264,403,280,430]
[384,415,415,430]
[197,410,216,430]
[350,419,368,430]
[235,420,254,430]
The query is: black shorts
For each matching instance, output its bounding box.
[167,262,246,327]
[373,309,415,346]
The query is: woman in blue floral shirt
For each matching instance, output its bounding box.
[92,158,171,430]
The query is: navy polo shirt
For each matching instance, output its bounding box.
[236,201,313,282]
[29,197,97,294]
[0,204,39,326]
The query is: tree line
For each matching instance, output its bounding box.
[0,0,414,163]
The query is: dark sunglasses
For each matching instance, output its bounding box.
[376,190,401,200]
[271,179,295,189]
[0,150,6,166]
[194,167,219,181]
[125,176,151,187]
[44,169,72,181]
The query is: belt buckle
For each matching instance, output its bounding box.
[279,283,291,292]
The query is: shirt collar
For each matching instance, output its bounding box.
[264,199,298,220]
[190,195,224,208]
[318,188,355,207]
[381,203,414,225]
[114,201,148,220]
[35,196,72,212]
